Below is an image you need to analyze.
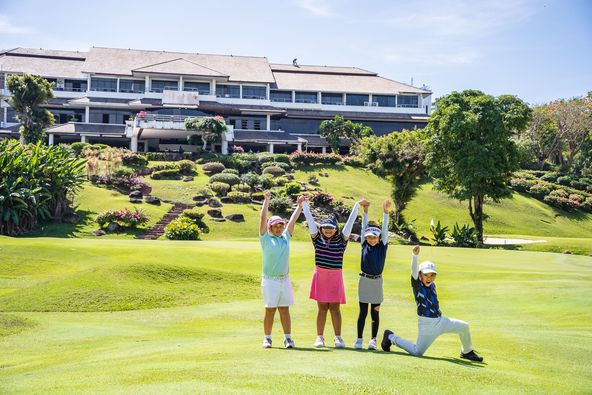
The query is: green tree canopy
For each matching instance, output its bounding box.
[185,116,227,151]
[6,74,55,144]
[425,90,531,243]
[319,115,374,153]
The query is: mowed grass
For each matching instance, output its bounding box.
[0,237,591,394]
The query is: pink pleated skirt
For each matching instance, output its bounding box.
[309,266,346,304]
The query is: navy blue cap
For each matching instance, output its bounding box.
[319,218,338,229]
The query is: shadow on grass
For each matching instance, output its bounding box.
[295,165,349,173]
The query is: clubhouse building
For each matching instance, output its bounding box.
[0,47,431,153]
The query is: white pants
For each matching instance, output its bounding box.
[390,316,473,356]
[261,275,294,308]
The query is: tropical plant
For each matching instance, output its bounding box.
[450,223,480,248]
[430,220,449,246]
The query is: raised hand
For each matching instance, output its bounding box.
[297,194,306,205]
[263,191,272,201]
[383,199,392,213]
[412,245,420,255]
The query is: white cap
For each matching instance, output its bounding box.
[418,261,437,274]
[363,227,381,238]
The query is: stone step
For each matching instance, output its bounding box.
[136,202,194,240]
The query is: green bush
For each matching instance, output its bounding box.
[177,159,196,174]
[165,217,201,240]
[262,166,286,177]
[256,152,275,163]
[273,154,290,164]
[70,142,90,156]
[235,184,251,193]
[210,182,231,196]
[145,152,169,161]
[120,150,148,167]
[342,156,365,167]
[112,168,135,179]
[151,169,181,180]
[540,172,558,182]
[209,173,241,187]
[96,208,149,229]
[150,162,179,172]
[451,223,479,248]
[528,182,552,199]
[289,151,342,166]
[262,161,291,171]
[240,172,261,190]
[283,182,302,196]
[269,195,293,214]
[251,192,264,201]
[274,176,289,186]
[181,208,209,233]
[510,177,536,192]
[556,175,572,186]
[202,161,226,174]
[222,168,239,176]
[227,191,251,203]
[430,220,449,246]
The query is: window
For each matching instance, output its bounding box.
[397,95,419,108]
[294,91,317,104]
[119,79,145,93]
[374,95,396,107]
[184,81,210,94]
[253,120,261,130]
[321,93,343,105]
[90,77,117,92]
[65,79,87,92]
[102,114,110,124]
[241,119,249,129]
[6,108,17,122]
[242,85,266,100]
[346,94,369,106]
[150,80,178,93]
[216,84,240,98]
[270,90,292,103]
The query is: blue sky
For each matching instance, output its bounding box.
[0,0,590,104]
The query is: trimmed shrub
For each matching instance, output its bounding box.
[120,150,148,167]
[70,142,90,156]
[227,191,251,203]
[150,162,179,172]
[222,168,239,176]
[96,208,149,229]
[145,152,169,161]
[181,208,209,233]
[528,182,552,199]
[165,217,200,240]
[240,172,261,190]
[544,189,581,211]
[151,169,181,179]
[177,159,196,174]
[273,154,290,164]
[209,173,241,187]
[262,166,286,177]
[556,175,572,186]
[510,177,536,192]
[210,182,231,196]
[311,191,334,207]
[235,184,251,193]
[202,161,226,174]
[289,151,342,166]
[112,168,135,179]
[342,156,365,167]
[274,176,289,186]
[262,161,291,171]
[283,182,302,196]
[251,192,264,201]
[269,195,293,214]
[256,152,275,163]
[540,172,558,182]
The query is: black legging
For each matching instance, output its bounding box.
[357,302,380,339]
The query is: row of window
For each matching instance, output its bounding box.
[270,90,419,107]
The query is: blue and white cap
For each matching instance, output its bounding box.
[319,218,338,229]
[363,227,381,238]
[418,261,437,274]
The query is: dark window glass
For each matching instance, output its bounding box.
[397,95,419,107]
[90,78,117,92]
[241,119,249,129]
[253,120,261,130]
[294,91,317,104]
[102,114,110,123]
[119,79,145,93]
[374,95,396,107]
[183,81,210,94]
[346,94,369,106]
[150,80,178,93]
[242,85,266,100]
[321,93,343,105]
[270,90,292,102]
[64,80,87,92]
[216,84,240,98]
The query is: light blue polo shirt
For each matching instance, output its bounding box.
[260,230,291,276]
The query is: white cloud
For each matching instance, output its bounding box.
[292,0,337,17]
[0,15,33,34]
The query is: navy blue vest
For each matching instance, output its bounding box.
[411,277,442,318]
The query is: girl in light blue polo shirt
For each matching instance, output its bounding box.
[259,192,305,349]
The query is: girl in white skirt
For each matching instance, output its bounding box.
[354,199,391,350]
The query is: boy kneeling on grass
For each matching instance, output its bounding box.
[381,246,484,362]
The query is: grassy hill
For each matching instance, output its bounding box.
[0,237,590,393]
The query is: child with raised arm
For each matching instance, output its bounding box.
[259,192,304,349]
[381,246,484,361]
[301,196,361,348]
[354,199,391,350]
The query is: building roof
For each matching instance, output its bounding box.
[0,48,88,60]
[0,48,86,79]
[132,58,228,78]
[82,47,275,83]
[270,63,376,76]
[272,71,430,95]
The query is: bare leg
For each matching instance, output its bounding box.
[278,306,291,335]
[329,303,342,336]
[264,307,276,336]
[316,302,329,335]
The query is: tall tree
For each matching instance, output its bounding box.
[425,90,531,244]
[319,115,374,153]
[521,105,560,169]
[185,115,227,151]
[358,130,426,225]
[6,74,55,144]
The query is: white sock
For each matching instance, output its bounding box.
[284,334,291,339]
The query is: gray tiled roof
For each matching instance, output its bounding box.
[270,63,377,76]
[0,49,86,79]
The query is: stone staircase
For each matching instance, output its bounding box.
[136,202,194,240]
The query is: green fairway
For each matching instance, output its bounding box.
[1,237,591,394]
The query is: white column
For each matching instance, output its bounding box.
[369,94,373,105]
[321,146,327,154]
[85,106,90,123]
[3,107,7,124]
[317,92,322,104]
[211,80,216,96]
[297,142,302,151]
[266,114,271,131]
[179,76,183,91]
[81,135,87,143]
[266,84,270,100]
[268,143,274,153]
[145,76,150,93]
[130,135,138,152]
[239,85,243,99]
[143,141,148,152]
[116,78,120,93]
[342,93,346,105]
[86,74,91,92]
[48,133,54,146]
[292,91,296,103]
[221,139,228,155]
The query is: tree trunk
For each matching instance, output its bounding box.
[201,135,208,151]
[468,195,484,244]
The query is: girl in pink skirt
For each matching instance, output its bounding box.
[301,197,364,348]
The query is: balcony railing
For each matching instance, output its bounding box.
[270,97,293,103]
[136,114,188,123]
[54,87,87,92]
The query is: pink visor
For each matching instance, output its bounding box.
[268,216,286,226]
